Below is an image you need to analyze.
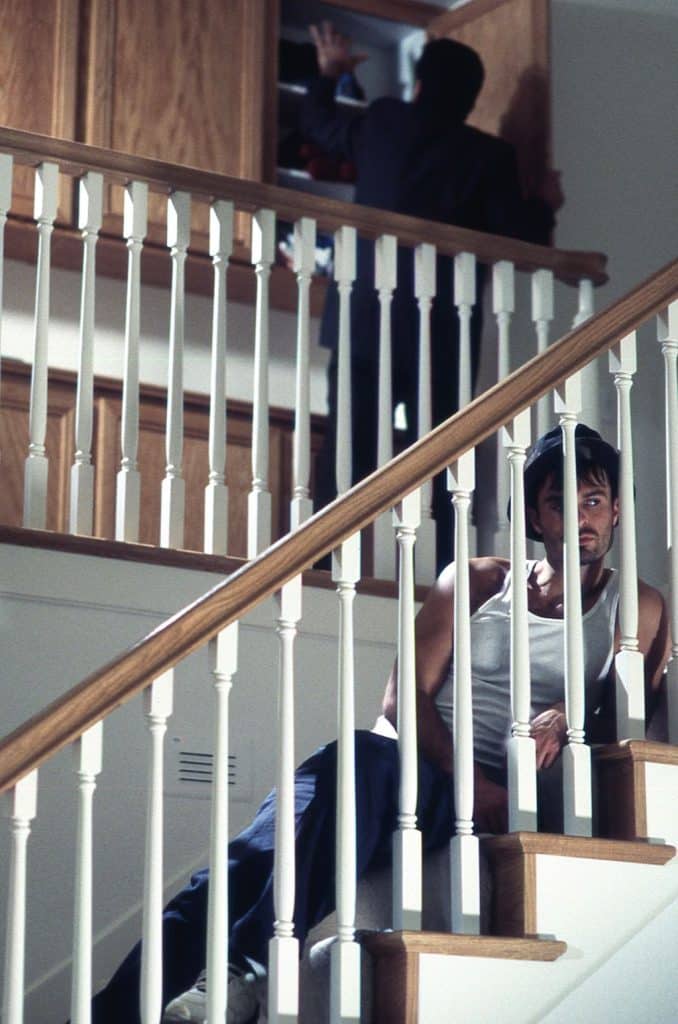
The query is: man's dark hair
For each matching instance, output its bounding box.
[526,456,619,514]
[414,38,485,121]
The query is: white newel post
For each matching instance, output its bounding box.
[204,200,234,555]
[2,771,38,1024]
[334,226,357,498]
[140,671,174,1024]
[248,208,275,558]
[269,579,302,1023]
[504,412,538,831]
[160,191,190,548]
[331,534,361,1024]
[373,233,397,580]
[70,172,103,536]
[206,624,238,1023]
[0,153,13,422]
[556,381,593,836]
[658,302,678,741]
[531,269,554,444]
[448,451,480,934]
[291,217,316,530]
[610,332,645,739]
[23,162,58,529]
[573,278,599,431]
[392,490,422,930]
[414,242,436,584]
[493,261,515,555]
[116,181,148,542]
[70,723,103,1024]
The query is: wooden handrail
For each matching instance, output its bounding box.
[0,257,675,796]
[0,126,606,285]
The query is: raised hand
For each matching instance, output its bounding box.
[309,20,367,79]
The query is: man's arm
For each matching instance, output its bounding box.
[300,22,366,163]
[637,580,672,724]
[382,558,509,832]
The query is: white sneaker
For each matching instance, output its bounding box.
[162,964,260,1023]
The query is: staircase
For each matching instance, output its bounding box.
[0,124,677,1023]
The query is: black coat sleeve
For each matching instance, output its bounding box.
[481,141,555,245]
[300,76,364,164]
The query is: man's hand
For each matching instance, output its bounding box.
[535,168,565,212]
[531,705,568,768]
[309,21,367,80]
[474,769,508,834]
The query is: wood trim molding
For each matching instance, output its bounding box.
[0,126,607,285]
[594,740,678,767]
[0,258,676,794]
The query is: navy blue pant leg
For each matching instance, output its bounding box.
[92,731,457,1023]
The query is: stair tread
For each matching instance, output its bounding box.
[362,929,566,961]
[482,830,676,865]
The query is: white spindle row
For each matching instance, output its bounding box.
[532,269,554,441]
[70,173,103,537]
[448,450,481,934]
[206,625,238,1023]
[493,260,515,555]
[334,226,356,499]
[610,332,645,738]
[248,209,275,559]
[414,242,436,584]
[23,162,58,530]
[331,534,361,1024]
[160,191,191,549]
[659,301,678,742]
[204,200,233,555]
[140,670,174,1023]
[291,217,316,531]
[116,180,148,544]
[504,411,538,832]
[2,772,38,1024]
[0,154,11,400]
[373,233,397,580]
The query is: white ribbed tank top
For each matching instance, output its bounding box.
[434,561,619,771]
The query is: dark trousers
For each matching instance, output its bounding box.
[91,732,459,1024]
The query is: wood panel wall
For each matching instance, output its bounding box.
[0,360,325,557]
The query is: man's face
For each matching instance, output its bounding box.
[528,471,619,566]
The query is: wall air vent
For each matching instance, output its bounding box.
[165,737,252,802]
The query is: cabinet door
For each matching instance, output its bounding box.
[83,0,278,244]
[427,0,551,198]
[0,0,80,221]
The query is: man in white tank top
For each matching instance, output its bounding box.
[381,423,670,833]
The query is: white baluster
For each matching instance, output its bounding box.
[160,191,190,549]
[414,243,436,584]
[70,723,103,1024]
[610,332,645,739]
[70,173,103,537]
[555,380,592,836]
[503,412,538,831]
[374,234,397,580]
[334,226,357,497]
[291,217,316,530]
[0,154,13,421]
[204,200,234,555]
[493,261,515,555]
[206,624,238,1023]
[392,491,422,930]
[658,302,678,742]
[448,451,480,933]
[532,269,554,441]
[140,671,174,1024]
[115,181,148,542]
[454,252,476,410]
[331,534,361,1024]
[248,208,275,558]
[573,278,600,431]
[2,771,38,1024]
[269,578,302,1023]
[23,162,58,529]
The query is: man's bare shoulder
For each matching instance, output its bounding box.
[637,576,667,621]
[434,556,509,606]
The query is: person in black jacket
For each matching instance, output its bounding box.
[303,24,563,572]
